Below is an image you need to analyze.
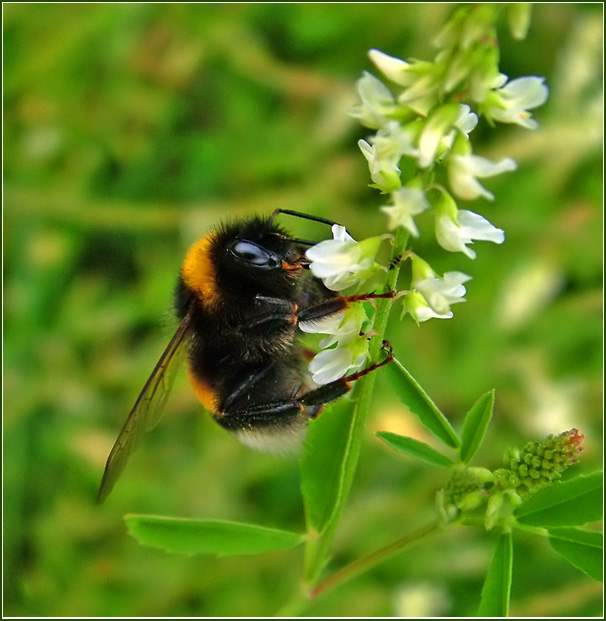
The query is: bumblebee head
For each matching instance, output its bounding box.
[221,209,346,275]
[181,211,342,307]
[228,216,308,266]
[217,217,307,293]
[178,217,308,309]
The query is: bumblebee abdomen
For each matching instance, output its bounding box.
[186,365,219,413]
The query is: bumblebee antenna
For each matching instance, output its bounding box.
[270,209,351,245]
[271,208,339,229]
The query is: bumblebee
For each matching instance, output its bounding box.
[97,209,394,502]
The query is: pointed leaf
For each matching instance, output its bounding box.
[388,357,460,449]
[300,400,357,534]
[376,431,454,468]
[476,532,513,617]
[459,390,495,464]
[548,527,603,582]
[125,515,304,556]
[514,471,603,527]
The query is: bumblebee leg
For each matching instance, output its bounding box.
[237,297,298,333]
[298,291,395,323]
[216,363,303,429]
[242,311,297,332]
[221,365,274,412]
[215,400,304,431]
[238,291,396,332]
[298,340,394,417]
[215,342,393,431]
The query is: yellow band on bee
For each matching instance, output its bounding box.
[181,234,220,309]
[187,365,219,413]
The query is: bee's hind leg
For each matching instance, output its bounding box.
[215,342,393,432]
[297,341,394,418]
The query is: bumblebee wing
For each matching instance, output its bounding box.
[97,309,193,503]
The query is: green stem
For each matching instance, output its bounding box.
[310,519,441,598]
[274,591,312,618]
[303,228,410,587]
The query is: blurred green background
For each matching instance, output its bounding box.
[3,3,602,617]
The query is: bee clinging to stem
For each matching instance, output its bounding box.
[97,209,394,502]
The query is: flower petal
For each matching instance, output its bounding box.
[349,72,397,129]
[309,348,353,384]
[299,311,345,336]
[380,186,430,235]
[415,270,472,315]
[306,227,384,291]
[436,209,505,259]
[499,76,549,109]
[368,49,413,86]
[448,154,517,201]
[458,210,505,244]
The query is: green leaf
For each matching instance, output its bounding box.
[388,357,460,449]
[459,390,494,464]
[514,471,603,527]
[300,400,357,534]
[548,527,603,582]
[376,431,454,468]
[476,532,513,617]
[125,515,304,556]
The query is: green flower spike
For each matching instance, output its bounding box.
[500,429,585,497]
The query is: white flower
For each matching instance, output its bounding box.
[418,104,458,168]
[417,104,478,169]
[308,343,369,385]
[486,76,549,129]
[380,185,430,236]
[301,306,370,385]
[299,308,363,348]
[305,225,361,285]
[309,348,355,384]
[453,104,479,138]
[368,49,412,85]
[402,291,454,324]
[448,153,517,201]
[397,66,441,116]
[415,306,452,322]
[299,311,344,338]
[358,139,400,192]
[368,49,442,116]
[468,66,507,104]
[436,209,505,259]
[358,121,418,192]
[305,225,384,291]
[349,71,397,129]
[409,255,471,317]
[414,271,472,315]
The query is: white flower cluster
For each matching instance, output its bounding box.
[300,227,387,384]
[353,47,547,233]
[302,4,548,384]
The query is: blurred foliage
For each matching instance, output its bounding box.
[3,3,602,617]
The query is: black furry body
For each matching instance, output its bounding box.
[175,217,341,435]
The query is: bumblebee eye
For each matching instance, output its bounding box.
[231,241,278,268]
